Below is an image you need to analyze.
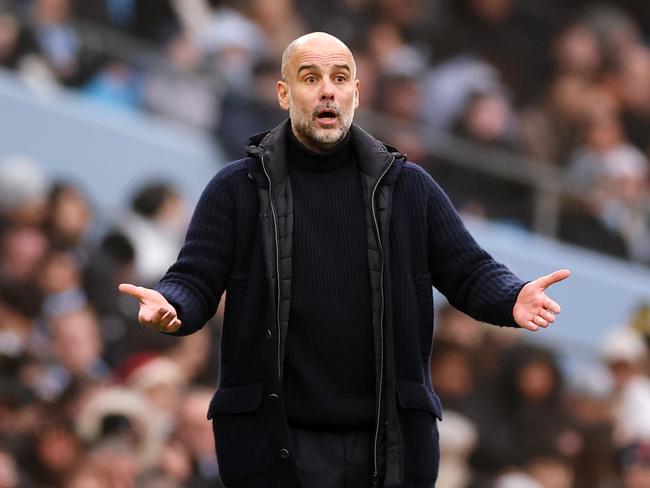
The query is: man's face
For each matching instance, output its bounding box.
[277,36,359,152]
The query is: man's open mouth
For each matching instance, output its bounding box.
[316,109,338,120]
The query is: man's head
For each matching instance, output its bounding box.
[277,32,359,152]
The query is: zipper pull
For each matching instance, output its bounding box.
[371,472,380,488]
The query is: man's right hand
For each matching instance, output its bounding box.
[118,283,182,333]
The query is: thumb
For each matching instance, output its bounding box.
[118,283,146,300]
[536,269,571,289]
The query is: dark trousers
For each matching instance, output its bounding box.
[289,426,374,488]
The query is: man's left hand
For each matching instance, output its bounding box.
[513,269,571,331]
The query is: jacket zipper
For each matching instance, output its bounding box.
[371,154,396,487]
[260,155,282,379]
[262,149,397,485]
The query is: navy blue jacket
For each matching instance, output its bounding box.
[157,120,524,487]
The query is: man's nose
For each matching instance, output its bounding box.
[320,79,335,100]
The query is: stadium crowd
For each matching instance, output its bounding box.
[0,0,649,487]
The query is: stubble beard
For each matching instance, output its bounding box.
[290,103,354,152]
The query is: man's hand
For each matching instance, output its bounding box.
[118,283,182,333]
[513,269,571,331]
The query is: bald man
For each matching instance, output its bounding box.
[120,32,570,487]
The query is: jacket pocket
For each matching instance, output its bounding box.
[396,380,442,420]
[208,383,271,485]
[396,380,441,481]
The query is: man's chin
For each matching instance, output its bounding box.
[293,121,349,152]
[311,128,345,148]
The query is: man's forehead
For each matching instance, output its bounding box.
[281,33,356,79]
[293,51,353,71]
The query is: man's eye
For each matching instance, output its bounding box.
[335,75,346,83]
[305,76,317,83]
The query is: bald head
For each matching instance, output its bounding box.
[281,32,356,81]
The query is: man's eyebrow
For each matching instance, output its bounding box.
[297,63,352,74]
[297,64,318,74]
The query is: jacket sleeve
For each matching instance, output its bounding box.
[155,170,237,335]
[424,173,524,327]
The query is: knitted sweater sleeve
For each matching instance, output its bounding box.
[424,173,524,327]
[155,170,237,335]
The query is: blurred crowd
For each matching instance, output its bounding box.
[0,155,225,487]
[0,0,649,487]
[430,303,650,488]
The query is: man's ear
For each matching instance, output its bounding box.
[354,79,360,109]
[277,81,290,111]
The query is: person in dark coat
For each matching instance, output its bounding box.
[119,32,571,488]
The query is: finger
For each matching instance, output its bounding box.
[159,310,177,328]
[523,321,539,331]
[541,310,555,323]
[142,307,169,326]
[537,269,571,289]
[164,318,182,332]
[533,316,549,328]
[119,283,145,299]
[544,299,561,314]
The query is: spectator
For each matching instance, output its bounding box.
[430,0,554,105]
[498,345,581,468]
[419,55,503,132]
[81,60,143,112]
[43,181,92,252]
[601,327,650,447]
[550,20,602,81]
[608,45,650,156]
[118,181,187,285]
[215,58,285,160]
[0,156,48,226]
[196,4,265,91]
[75,386,163,471]
[40,307,110,399]
[116,352,186,435]
[568,365,618,487]
[174,388,223,487]
[142,32,220,131]
[240,0,305,60]
[443,89,534,226]
[0,225,49,283]
[369,72,426,162]
[520,74,593,166]
[28,0,106,86]
[0,10,39,70]
[28,417,81,486]
[566,106,650,263]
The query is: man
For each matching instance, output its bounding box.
[119,32,570,488]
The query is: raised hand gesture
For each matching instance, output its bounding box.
[118,283,182,333]
[513,269,571,331]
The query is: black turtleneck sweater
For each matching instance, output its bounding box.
[282,128,375,429]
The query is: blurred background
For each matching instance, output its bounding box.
[0,0,649,486]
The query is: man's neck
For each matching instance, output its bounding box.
[287,126,353,172]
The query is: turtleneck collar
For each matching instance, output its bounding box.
[287,124,354,173]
